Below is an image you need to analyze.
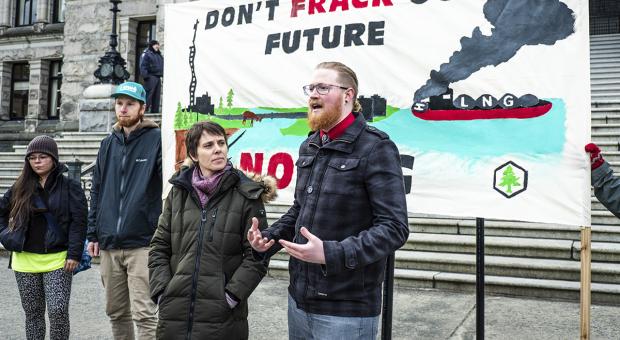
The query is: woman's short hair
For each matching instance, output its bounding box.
[185,121,227,159]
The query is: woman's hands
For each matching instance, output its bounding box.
[64,259,79,273]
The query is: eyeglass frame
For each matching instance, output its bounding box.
[302,83,350,96]
[27,154,52,162]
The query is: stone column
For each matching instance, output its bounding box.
[0,63,11,120]
[36,0,50,24]
[26,60,50,132]
[119,17,139,80]
[79,84,117,132]
[0,1,10,29]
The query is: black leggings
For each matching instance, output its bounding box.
[14,268,73,340]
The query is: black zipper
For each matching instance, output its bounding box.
[207,208,217,242]
[116,138,127,236]
[186,205,207,340]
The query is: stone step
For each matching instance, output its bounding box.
[591,106,620,113]
[596,150,620,162]
[591,92,620,102]
[269,248,620,284]
[590,72,620,80]
[591,66,620,75]
[266,261,620,304]
[591,67,620,74]
[591,86,620,95]
[12,145,102,154]
[592,130,620,139]
[590,52,620,60]
[592,115,620,124]
[263,212,619,242]
[592,123,620,133]
[0,168,22,177]
[590,140,620,152]
[592,100,620,109]
[590,45,620,55]
[405,233,620,262]
[16,141,102,148]
[591,78,620,86]
[394,250,620,283]
[58,132,109,140]
[590,34,620,42]
[605,161,620,174]
[592,80,620,88]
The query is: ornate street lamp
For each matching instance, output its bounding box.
[93,0,130,84]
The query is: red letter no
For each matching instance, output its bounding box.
[267,153,294,189]
[240,152,264,173]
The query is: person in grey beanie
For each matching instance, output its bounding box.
[0,135,88,339]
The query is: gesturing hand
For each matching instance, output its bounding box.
[247,217,275,252]
[279,227,325,264]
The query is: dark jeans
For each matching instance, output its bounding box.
[144,76,161,113]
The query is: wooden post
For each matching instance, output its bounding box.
[580,226,592,340]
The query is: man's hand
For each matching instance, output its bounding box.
[247,217,275,252]
[64,259,79,273]
[585,143,605,170]
[87,241,100,257]
[279,227,325,264]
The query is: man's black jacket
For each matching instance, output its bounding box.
[87,119,162,250]
[260,112,409,317]
[140,47,164,78]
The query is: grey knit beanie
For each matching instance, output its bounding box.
[26,135,59,162]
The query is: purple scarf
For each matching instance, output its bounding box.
[192,164,231,207]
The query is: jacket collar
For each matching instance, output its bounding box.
[170,162,239,198]
[112,118,159,143]
[308,112,366,154]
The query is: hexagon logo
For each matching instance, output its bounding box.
[493,161,528,198]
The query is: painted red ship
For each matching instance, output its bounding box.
[411,89,552,121]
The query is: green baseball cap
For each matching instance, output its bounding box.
[111,82,146,103]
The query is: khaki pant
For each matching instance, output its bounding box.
[100,247,157,340]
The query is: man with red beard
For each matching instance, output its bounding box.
[87,82,162,339]
[249,62,409,339]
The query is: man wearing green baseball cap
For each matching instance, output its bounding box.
[88,81,161,339]
[111,81,147,103]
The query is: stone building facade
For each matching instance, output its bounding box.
[0,0,171,148]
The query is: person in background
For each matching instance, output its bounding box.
[139,40,164,113]
[586,142,620,218]
[0,135,88,340]
[149,121,276,339]
[87,81,162,340]
[248,61,409,340]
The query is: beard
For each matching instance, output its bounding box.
[117,113,143,128]
[307,101,343,131]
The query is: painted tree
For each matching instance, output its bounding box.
[218,96,224,110]
[499,165,520,194]
[174,102,184,129]
[226,89,234,108]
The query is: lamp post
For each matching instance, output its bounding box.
[93,0,130,84]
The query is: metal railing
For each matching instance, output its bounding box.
[66,159,95,203]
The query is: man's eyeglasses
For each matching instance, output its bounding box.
[303,83,349,96]
[27,154,50,162]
